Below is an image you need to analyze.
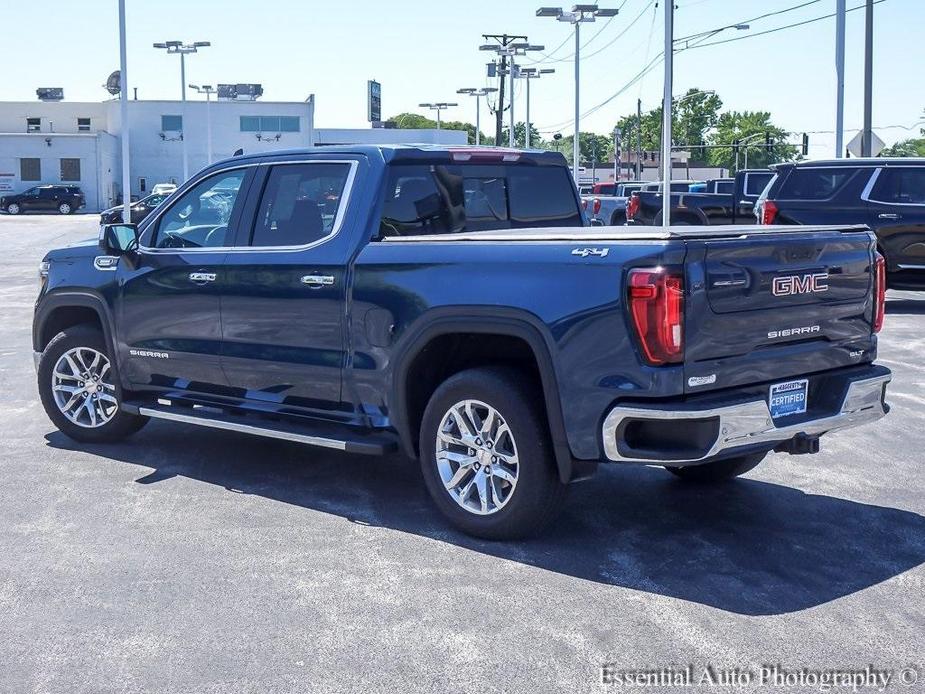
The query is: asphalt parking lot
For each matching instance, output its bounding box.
[1,214,923,693]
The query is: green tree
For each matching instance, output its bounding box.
[499,122,544,149]
[614,88,723,162]
[558,132,614,166]
[385,112,485,144]
[707,111,797,171]
[880,138,925,156]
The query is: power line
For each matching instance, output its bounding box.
[684,0,888,50]
[527,0,634,64]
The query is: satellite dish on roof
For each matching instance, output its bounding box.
[105,71,121,96]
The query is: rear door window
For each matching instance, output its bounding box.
[778,168,853,200]
[377,163,581,237]
[250,163,353,247]
[868,168,925,205]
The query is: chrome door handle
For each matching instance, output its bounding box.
[189,272,217,283]
[301,274,335,287]
[878,213,900,220]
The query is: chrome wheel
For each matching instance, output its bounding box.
[58,202,72,214]
[51,347,118,428]
[435,399,519,516]
[7,203,19,215]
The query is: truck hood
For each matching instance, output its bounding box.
[43,237,100,262]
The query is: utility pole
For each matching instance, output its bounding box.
[660,0,674,229]
[613,127,621,182]
[481,34,527,145]
[862,0,874,156]
[835,0,846,157]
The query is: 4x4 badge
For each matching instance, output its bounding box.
[572,247,609,258]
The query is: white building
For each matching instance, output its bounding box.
[0,96,465,211]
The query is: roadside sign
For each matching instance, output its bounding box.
[368,80,382,123]
[847,130,884,157]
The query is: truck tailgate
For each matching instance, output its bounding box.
[682,226,877,393]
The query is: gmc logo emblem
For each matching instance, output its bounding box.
[772,273,829,297]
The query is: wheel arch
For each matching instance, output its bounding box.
[389,309,577,483]
[34,291,117,358]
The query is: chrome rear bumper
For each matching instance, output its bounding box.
[602,372,891,464]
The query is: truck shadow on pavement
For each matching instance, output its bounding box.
[885,298,925,315]
[46,422,925,617]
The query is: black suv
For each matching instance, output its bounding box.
[100,192,170,225]
[756,158,925,289]
[1,185,85,215]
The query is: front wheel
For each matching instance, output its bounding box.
[6,203,20,215]
[58,202,72,215]
[665,452,766,483]
[37,324,147,443]
[419,367,566,540]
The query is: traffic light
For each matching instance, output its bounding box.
[765,131,772,149]
[802,133,809,156]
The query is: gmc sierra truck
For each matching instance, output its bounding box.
[627,169,773,226]
[34,145,891,539]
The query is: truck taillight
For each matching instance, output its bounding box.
[626,193,640,220]
[592,198,601,215]
[628,268,684,365]
[759,199,778,225]
[873,252,886,333]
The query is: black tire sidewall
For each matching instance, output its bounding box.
[38,325,145,443]
[418,367,565,539]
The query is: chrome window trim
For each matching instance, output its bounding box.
[860,165,925,207]
[138,159,358,255]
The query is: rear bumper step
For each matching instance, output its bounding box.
[122,400,397,456]
[601,369,891,464]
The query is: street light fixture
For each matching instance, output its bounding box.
[515,68,554,149]
[153,40,211,182]
[189,84,216,165]
[419,102,458,131]
[456,88,498,145]
[537,4,618,180]
[479,41,544,147]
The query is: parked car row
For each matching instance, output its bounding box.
[1,182,177,218]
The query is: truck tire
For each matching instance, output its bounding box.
[38,324,148,443]
[610,211,626,226]
[418,366,567,540]
[665,452,766,483]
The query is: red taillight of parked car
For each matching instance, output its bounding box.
[626,193,640,220]
[873,252,886,333]
[592,198,602,215]
[628,267,684,365]
[759,199,778,225]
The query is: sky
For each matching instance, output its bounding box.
[4,0,922,155]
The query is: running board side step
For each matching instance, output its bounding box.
[123,402,396,456]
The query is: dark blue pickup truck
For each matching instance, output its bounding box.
[33,145,891,539]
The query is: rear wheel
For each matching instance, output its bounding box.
[58,202,72,215]
[7,203,20,215]
[665,452,766,483]
[38,324,147,443]
[419,366,566,540]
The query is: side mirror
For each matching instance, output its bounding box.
[100,223,139,255]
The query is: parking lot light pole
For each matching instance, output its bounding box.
[537,5,619,181]
[419,103,458,131]
[117,0,131,221]
[660,0,673,229]
[153,40,210,182]
[189,84,215,164]
[515,68,554,149]
[457,88,498,145]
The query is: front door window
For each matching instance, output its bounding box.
[151,170,247,249]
